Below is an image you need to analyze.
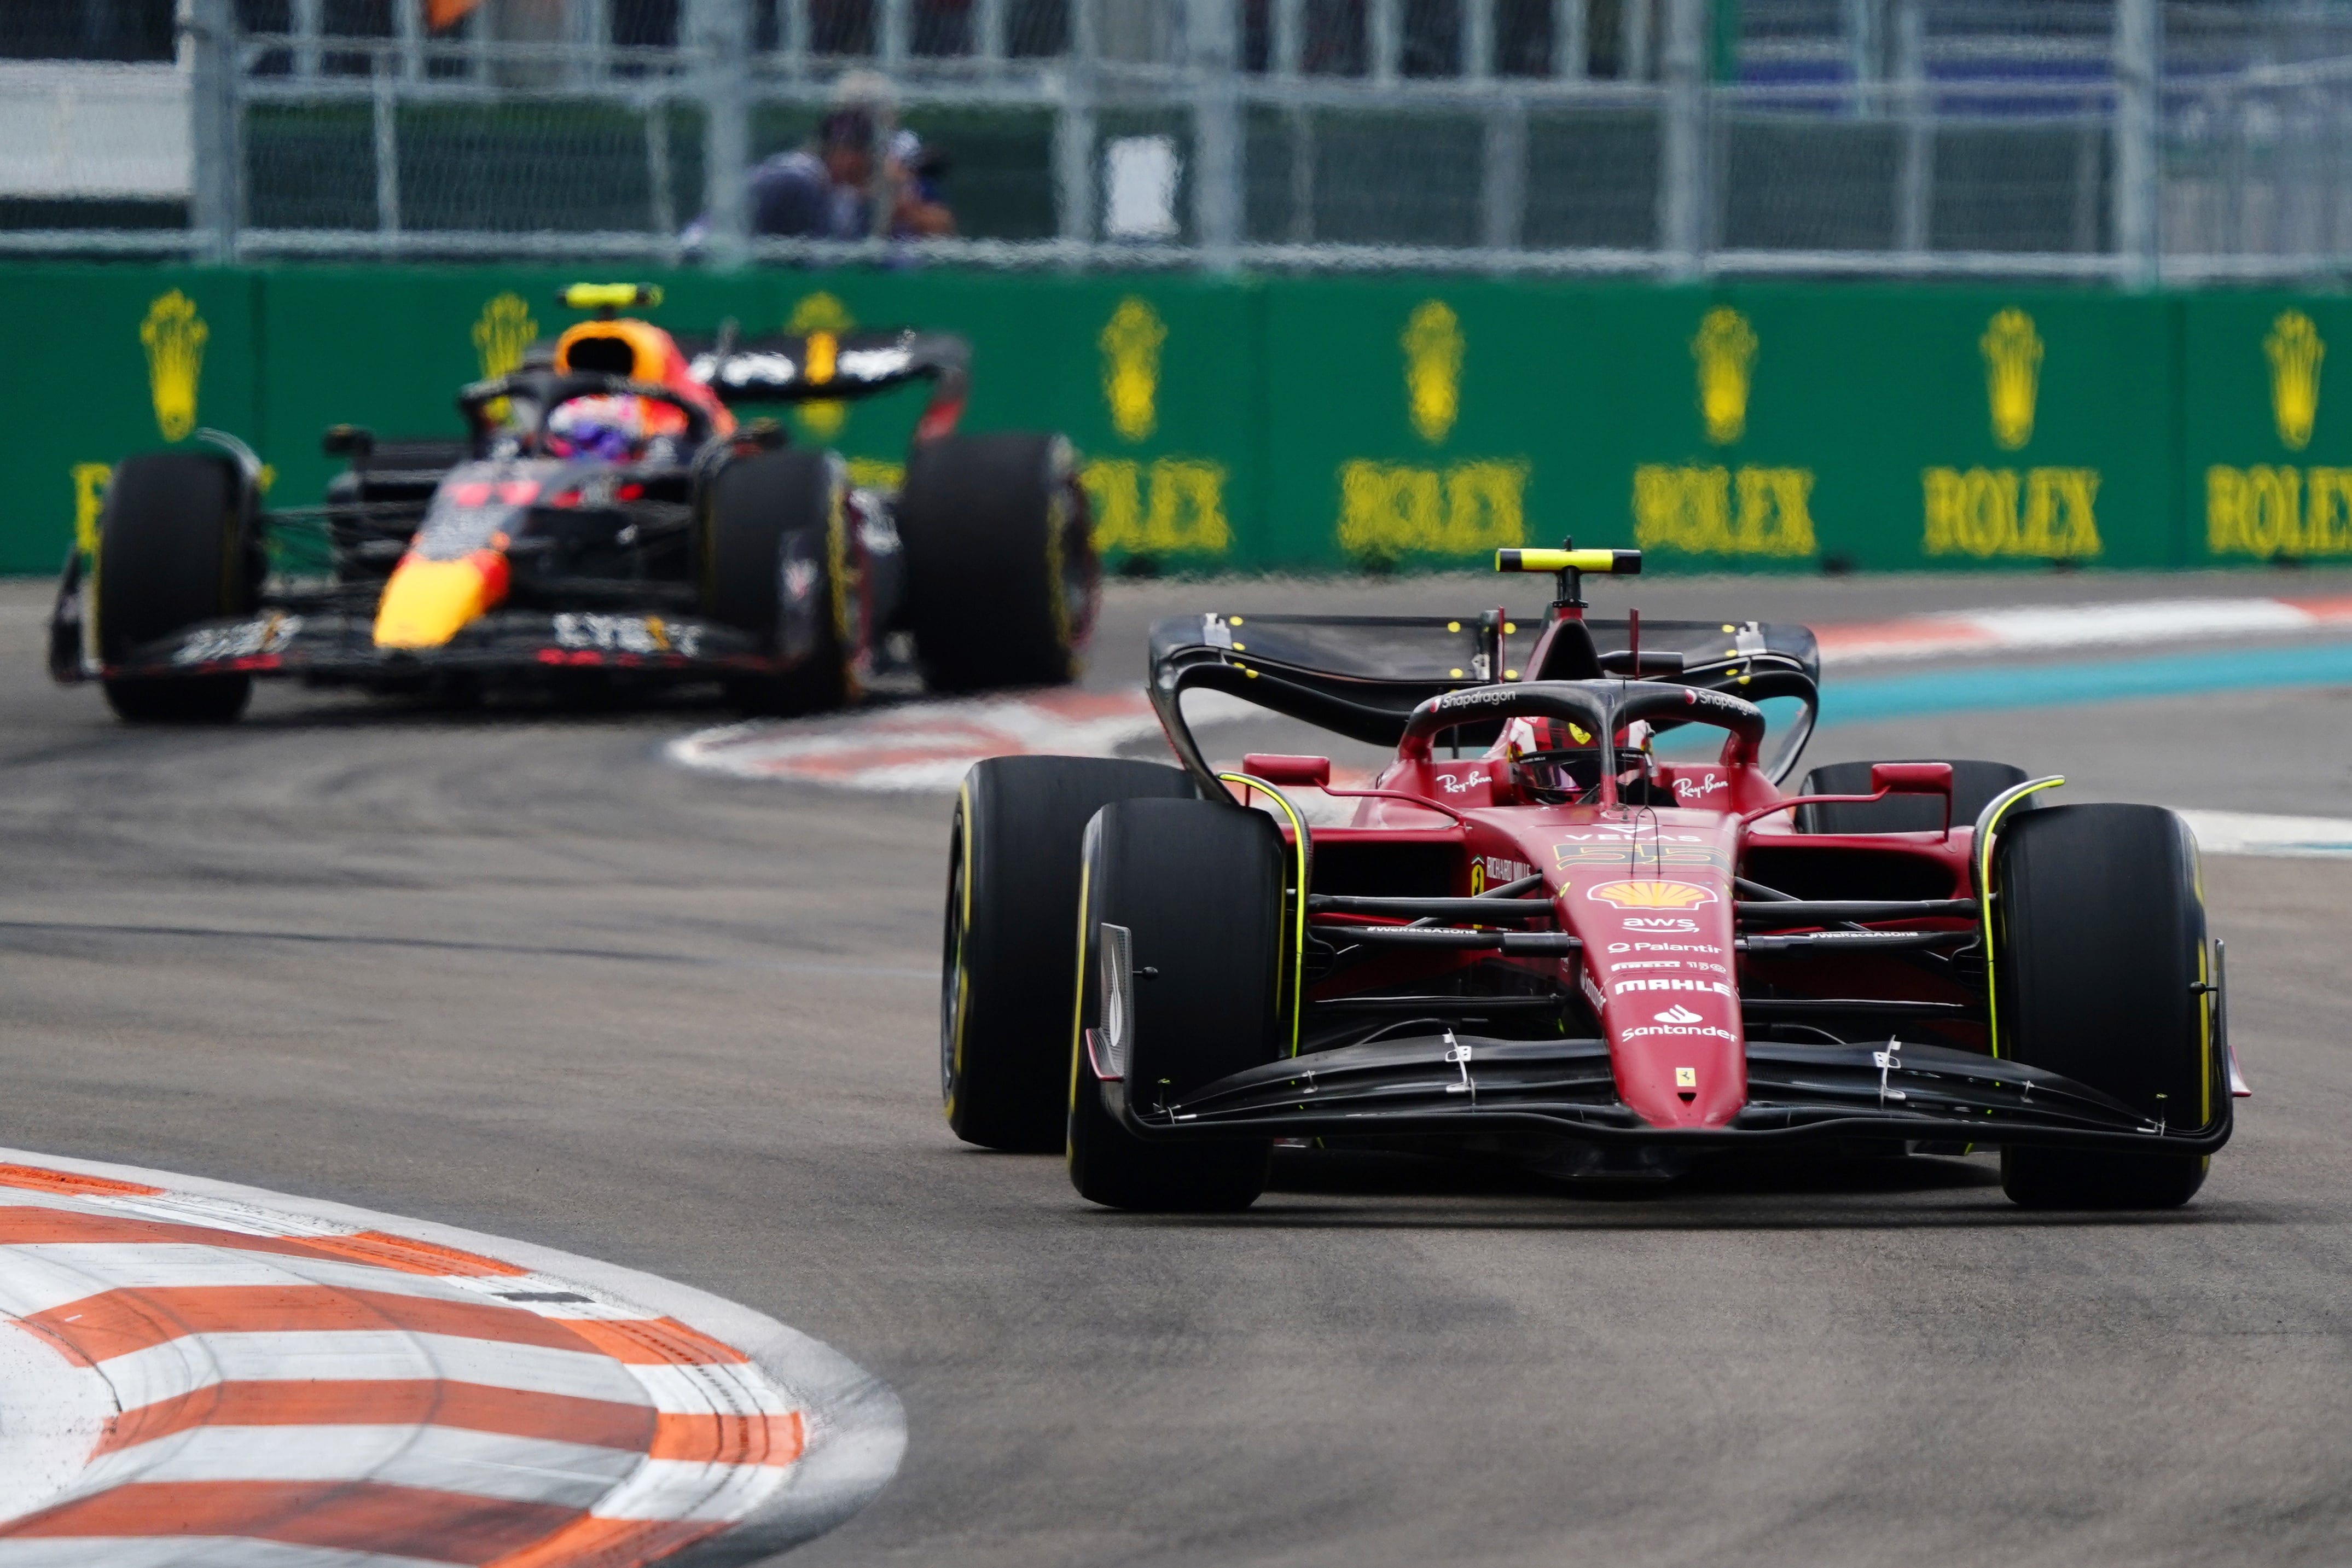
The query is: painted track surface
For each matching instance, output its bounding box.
[6,570,2352,1565]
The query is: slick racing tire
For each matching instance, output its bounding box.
[1796,759,2035,835]
[95,450,259,724]
[943,756,1197,1152]
[896,432,1099,694]
[1992,803,2213,1210]
[701,448,850,716]
[1068,798,1284,1212]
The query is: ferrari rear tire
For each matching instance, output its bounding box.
[1067,798,1284,1212]
[897,433,1098,694]
[700,448,850,716]
[943,755,1197,1152]
[95,451,258,725]
[1993,803,2212,1209]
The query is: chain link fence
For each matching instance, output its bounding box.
[7,0,2352,280]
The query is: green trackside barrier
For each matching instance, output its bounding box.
[19,268,264,576]
[9,262,2350,580]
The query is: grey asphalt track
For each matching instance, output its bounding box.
[4,567,2351,1567]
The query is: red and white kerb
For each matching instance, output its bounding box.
[0,1161,803,1567]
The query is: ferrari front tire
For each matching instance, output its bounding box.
[942,755,1198,1152]
[95,451,258,724]
[897,432,1098,694]
[1067,797,1285,1212]
[1992,803,2212,1209]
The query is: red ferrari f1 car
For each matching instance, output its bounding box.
[942,546,2244,1211]
[50,283,1095,721]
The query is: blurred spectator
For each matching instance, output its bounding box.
[724,109,955,241]
[886,130,956,239]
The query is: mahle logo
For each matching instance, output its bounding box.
[1100,297,1165,442]
[141,289,207,442]
[1692,306,1755,445]
[1402,300,1462,444]
[2267,310,2325,452]
[1981,308,2043,450]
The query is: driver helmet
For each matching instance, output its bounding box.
[547,394,653,461]
[1502,715,1599,804]
[1501,717,1656,803]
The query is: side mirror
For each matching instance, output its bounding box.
[1241,753,1332,787]
[322,424,375,462]
[1869,762,1954,795]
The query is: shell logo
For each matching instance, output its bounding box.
[1586,880,1717,910]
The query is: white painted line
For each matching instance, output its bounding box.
[2180,809,2352,858]
[0,1151,903,1565]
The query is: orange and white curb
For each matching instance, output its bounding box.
[1815,592,2352,664]
[0,1149,902,1567]
[666,687,1254,792]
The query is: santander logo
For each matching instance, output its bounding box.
[1655,1004,1704,1024]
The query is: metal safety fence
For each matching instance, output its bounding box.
[8,0,2352,282]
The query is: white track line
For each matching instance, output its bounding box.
[0,1151,902,1566]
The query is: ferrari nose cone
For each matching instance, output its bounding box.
[374,551,510,649]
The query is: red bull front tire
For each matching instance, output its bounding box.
[95,451,262,724]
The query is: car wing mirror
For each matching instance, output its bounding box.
[1240,753,1332,787]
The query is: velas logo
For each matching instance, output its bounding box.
[1587,880,1716,910]
[1654,1003,1704,1024]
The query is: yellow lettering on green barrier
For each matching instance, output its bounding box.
[1336,459,1526,558]
[73,463,112,555]
[1921,467,2101,560]
[1085,458,1230,555]
[2207,463,2352,557]
[1631,464,1816,558]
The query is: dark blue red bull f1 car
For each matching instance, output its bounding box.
[50,283,1096,721]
